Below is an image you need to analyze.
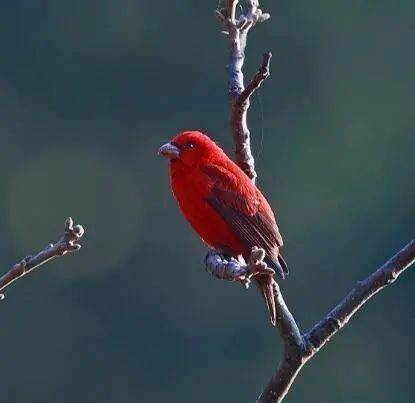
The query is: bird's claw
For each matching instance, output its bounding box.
[249,260,275,277]
[237,275,251,290]
[247,247,275,277]
[236,263,274,290]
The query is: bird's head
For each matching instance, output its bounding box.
[158,131,223,167]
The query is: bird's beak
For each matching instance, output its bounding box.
[158,142,180,160]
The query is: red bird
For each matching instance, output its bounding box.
[159,131,288,325]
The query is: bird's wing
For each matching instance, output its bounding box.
[202,164,284,257]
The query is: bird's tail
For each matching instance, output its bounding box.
[256,275,276,326]
[257,253,288,325]
[265,253,289,279]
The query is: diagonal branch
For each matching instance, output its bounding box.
[305,239,415,351]
[238,52,272,106]
[257,239,415,403]
[0,217,85,298]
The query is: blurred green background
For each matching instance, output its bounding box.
[0,1,413,402]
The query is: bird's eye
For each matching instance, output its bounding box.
[186,142,195,149]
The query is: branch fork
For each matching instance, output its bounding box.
[207,239,415,403]
[208,1,415,401]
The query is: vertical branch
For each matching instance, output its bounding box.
[227,0,238,23]
[216,0,271,182]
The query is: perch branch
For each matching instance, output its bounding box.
[0,217,85,298]
[272,280,304,352]
[205,246,277,289]
[216,0,271,182]
[257,239,415,403]
[211,2,415,402]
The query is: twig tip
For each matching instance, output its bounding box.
[65,217,74,231]
[73,224,85,238]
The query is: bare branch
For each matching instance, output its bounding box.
[214,9,226,24]
[238,52,272,105]
[0,217,85,298]
[205,249,248,283]
[205,246,276,290]
[257,239,415,403]
[212,2,415,401]
[227,0,238,23]
[246,0,271,24]
[272,280,304,352]
[306,239,415,351]
[216,0,271,183]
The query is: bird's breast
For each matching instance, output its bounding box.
[169,163,245,255]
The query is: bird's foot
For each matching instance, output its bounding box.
[246,246,275,277]
[205,248,274,290]
[237,274,251,289]
[236,247,275,289]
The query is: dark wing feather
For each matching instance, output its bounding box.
[203,165,288,325]
[208,187,282,250]
[202,163,287,277]
[206,183,287,278]
[202,163,283,242]
[208,188,287,279]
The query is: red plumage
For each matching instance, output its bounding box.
[159,131,288,325]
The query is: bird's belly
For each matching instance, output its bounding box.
[188,204,244,254]
[173,185,245,256]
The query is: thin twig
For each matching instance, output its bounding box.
[238,52,272,106]
[227,0,238,23]
[0,217,85,298]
